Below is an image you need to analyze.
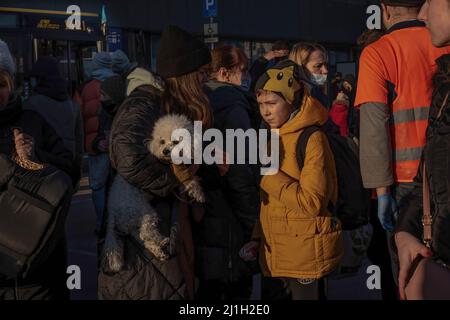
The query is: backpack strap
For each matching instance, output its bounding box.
[296,126,321,169]
[296,126,335,214]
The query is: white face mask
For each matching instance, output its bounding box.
[310,73,328,86]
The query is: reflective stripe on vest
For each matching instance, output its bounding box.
[391,106,430,125]
[394,146,424,162]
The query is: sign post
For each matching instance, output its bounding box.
[203,0,218,49]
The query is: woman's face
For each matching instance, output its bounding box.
[257,91,294,129]
[305,50,328,76]
[419,0,450,47]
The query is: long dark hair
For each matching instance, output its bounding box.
[161,70,213,129]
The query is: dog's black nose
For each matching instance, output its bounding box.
[163,148,171,156]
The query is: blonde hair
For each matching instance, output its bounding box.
[289,42,327,67]
[0,70,14,94]
[161,71,213,129]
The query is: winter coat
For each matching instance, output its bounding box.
[24,94,83,184]
[330,99,350,137]
[74,79,102,155]
[253,91,344,280]
[397,54,450,266]
[98,69,194,300]
[98,200,191,300]
[0,97,75,300]
[194,81,260,283]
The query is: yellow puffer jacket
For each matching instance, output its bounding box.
[255,93,343,280]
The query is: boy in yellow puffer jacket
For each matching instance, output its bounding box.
[241,60,343,300]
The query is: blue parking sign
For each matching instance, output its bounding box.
[203,0,218,18]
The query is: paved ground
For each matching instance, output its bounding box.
[66,175,382,300]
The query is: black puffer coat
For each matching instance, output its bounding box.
[397,54,450,265]
[98,73,189,300]
[0,97,74,300]
[194,81,260,283]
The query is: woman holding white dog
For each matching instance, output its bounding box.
[98,25,212,300]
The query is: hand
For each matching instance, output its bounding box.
[336,91,349,102]
[239,241,259,262]
[264,50,288,61]
[14,129,35,160]
[97,139,109,152]
[377,193,398,232]
[273,49,289,58]
[395,231,433,300]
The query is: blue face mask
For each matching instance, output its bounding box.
[310,73,328,86]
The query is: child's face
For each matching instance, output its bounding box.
[257,91,294,129]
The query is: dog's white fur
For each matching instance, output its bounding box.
[102,114,204,273]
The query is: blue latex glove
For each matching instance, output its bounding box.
[377,193,399,232]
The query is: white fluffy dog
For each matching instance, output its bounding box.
[102,114,205,273]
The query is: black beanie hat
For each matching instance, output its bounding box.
[156,25,211,79]
[101,75,126,105]
[380,0,425,7]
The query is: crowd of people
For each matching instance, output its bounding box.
[0,0,449,300]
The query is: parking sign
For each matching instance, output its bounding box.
[203,0,218,18]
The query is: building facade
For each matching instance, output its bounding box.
[0,0,377,94]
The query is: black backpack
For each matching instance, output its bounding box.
[296,126,371,230]
[0,154,73,279]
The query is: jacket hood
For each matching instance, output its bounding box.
[280,90,329,135]
[204,80,251,113]
[126,67,163,96]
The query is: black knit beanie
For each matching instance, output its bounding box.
[156,25,211,79]
[101,75,126,105]
[380,0,425,7]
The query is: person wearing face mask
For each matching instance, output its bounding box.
[197,45,260,300]
[289,43,341,136]
[289,42,329,108]
[354,0,450,296]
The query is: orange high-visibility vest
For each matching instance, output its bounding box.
[355,21,450,183]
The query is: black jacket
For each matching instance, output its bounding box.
[109,85,179,197]
[397,54,450,265]
[0,97,75,184]
[0,97,74,300]
[195,81,260,282]
[99,81,187,299]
